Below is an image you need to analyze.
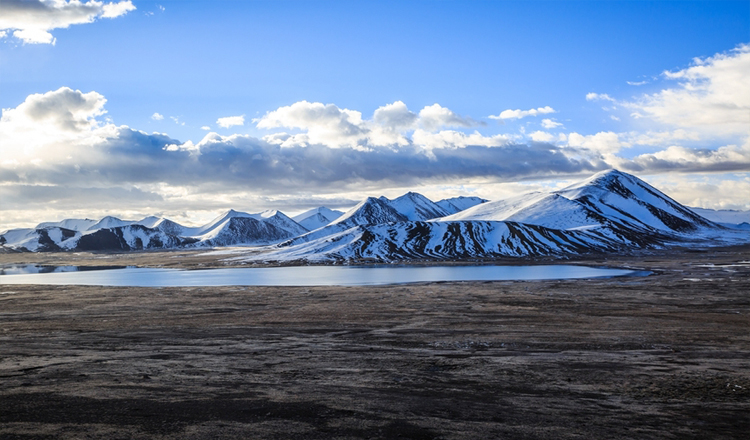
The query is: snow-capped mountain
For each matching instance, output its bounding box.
[186,209,306,246]
[192,217,295,247]
[185,209,252,237]
[292,207,344,231]
[436,196,487,215]
[443,170,720,240]
[145,218,187,236]
[384,192,451,221]
[332,197,408,228]
[35,218,98,232]
[248,210,309,237]
[2,170,746,255]
[0,227,79,252]
[87,216,135,231]
[260,220,630,262]
[76,225,195,251]
[277,197,410,249]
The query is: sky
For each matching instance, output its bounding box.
[1,0,749,229]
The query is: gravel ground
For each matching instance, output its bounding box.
[0,245,748,439]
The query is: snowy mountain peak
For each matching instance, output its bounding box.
[135,216,162,228]
[332,196,408,227]
[389,191,451,221]
[87,216,134,231]
[292,207,344,231]
[255,209,279,219]
[554,169,716,234]
[35,218,98,232]
[436,196,488,214]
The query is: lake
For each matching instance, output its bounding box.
[0,264,643,287]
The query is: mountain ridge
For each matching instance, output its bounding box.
[2,170,747,255]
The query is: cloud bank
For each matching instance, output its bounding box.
[1,44,749,228]
[0,0,135,45]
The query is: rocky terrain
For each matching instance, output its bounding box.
[0,245,748,439]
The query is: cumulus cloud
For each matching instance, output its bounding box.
[418,104,481,131]
[626,44,750,138]
[151,112,164,121]
[0,87,109,160]
[372,100,418,130]
[2,86,749,229]
[529,131,555,143]
[541,118,562,129]
[624,140,750,174]
[489,106,555,120]
[0,0,136,45]
[256,100,484,149]
[566,131,624,157]
[217,115,245,128]
[201,125,211,130]
[0,88,603,193]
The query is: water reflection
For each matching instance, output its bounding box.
[0,265,125,276]
[0,264,643,287]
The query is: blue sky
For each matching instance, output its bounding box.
[1,0,749,227]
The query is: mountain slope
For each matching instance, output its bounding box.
[385,192,451,221]
[248,210,309,237]
[332,197,408,228]
[443,170,720,240]
[87,216,134,231]
[76,225,195,251]
[265,220,632,262]
[0,227,80,252]
[36,218,98,232]
[436,196,487,215]
[292,207,344,230]
[555,169,717,234]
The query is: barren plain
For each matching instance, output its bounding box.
[0,245,749,439]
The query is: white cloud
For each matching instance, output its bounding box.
[489,106,555,120]
[257,101,365,148]
[626,129,701,147]
[644,173,750,211]
[627,140,750,173]
[101,1,136,18]
[412,129,510,149]
[201,125,211,131]
[566,131,623,156]
[541,118,562,129]
[610,115,620,121]
[2,87,749,230]
[418,104,479,131]
[217,115,245,129]
[0,0,136,45]
[626,44,750,138]
[586,93,615,102]
[529,131,555,143]
[372,101,417,131]
[151,112,164,121]
[627,80,648,86]
[256,101,485,149]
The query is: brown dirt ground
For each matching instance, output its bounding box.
[0,245,749,439]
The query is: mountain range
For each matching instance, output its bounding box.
[1,170,747,260]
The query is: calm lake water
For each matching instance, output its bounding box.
[0,264,641,287]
